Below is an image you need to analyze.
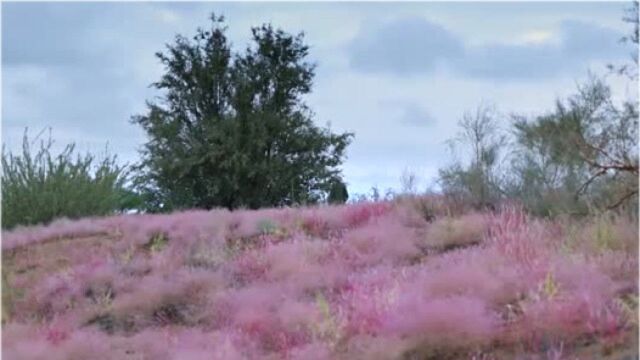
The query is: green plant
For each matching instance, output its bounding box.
[1,129,130,229]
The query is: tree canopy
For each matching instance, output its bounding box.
[133,14,353,211]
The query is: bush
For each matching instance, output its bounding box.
[1,130,130,229]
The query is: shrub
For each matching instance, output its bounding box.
[2,130,130,229]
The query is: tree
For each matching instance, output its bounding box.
[507,77,638,215]
[327,179,349,204]
[438,104,507,209]
[400,168,418,195]
[133,14,353,211]
[608,1,639,79]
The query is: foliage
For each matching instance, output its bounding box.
[507,77,638,216]
[133,14,353,212]
[1,130,130,229]
[327,179,349,204]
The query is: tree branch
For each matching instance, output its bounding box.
[607,188,639,210]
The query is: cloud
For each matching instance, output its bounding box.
[559,20,628,59]
[518,30,556,45]
[457,42,566,79]
[2,63,148,162]
[348,17,630,79]
[0,3,174,163]
[348,17,464,75]
[1,3,104,66]
[379,100,436,127]
[400,104,435,127]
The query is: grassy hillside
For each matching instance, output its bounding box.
[2,199,638,359]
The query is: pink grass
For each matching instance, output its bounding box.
[2,202,637,359]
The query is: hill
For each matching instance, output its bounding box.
[2,199,638,359]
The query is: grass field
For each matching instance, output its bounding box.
[2,199,638,359]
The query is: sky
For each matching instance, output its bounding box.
[2,1,637,196]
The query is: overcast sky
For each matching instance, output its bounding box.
[2,2,637,195]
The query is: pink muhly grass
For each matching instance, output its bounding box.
[3,201,638,359]
[225,250,269,285]
[338,266,403,336]
[2,216,110,250]
[262,240,317,280]
[592,251,638,292]
[22,272,83,320]
[382,294,498,348]
[341,334,411,360]
[515,261,623,342]
[105,269,217,330]
[43,317,73,346]
[289,342,333,360]
[343,201,392,228]
[415,260,524,307]
[300,211,332,238]
[338,217,420,268]
[3,326,112,360]
[550,260,616,300]
[260,239,347,293]
[487,206,551,270]
[422,212,488,251]
[520,294,626,346]
[221,286,312,355]
[164,328,250,360]
[297,204,353,236]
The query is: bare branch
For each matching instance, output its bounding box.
[607,188,639,210]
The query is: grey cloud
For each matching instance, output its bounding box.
[457,43,567,79]
[2,64,148,157]
[2,3,110,66]
[348,17,630,79]
[1,2,205,67]
[1,3,171,162]
[400,104,435,127]
[380,100,436,127]
[349,17,464,74]
[559,20,629,59]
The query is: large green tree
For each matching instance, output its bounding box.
[133,15,353,211]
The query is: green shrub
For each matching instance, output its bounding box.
[1,130,130,229]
